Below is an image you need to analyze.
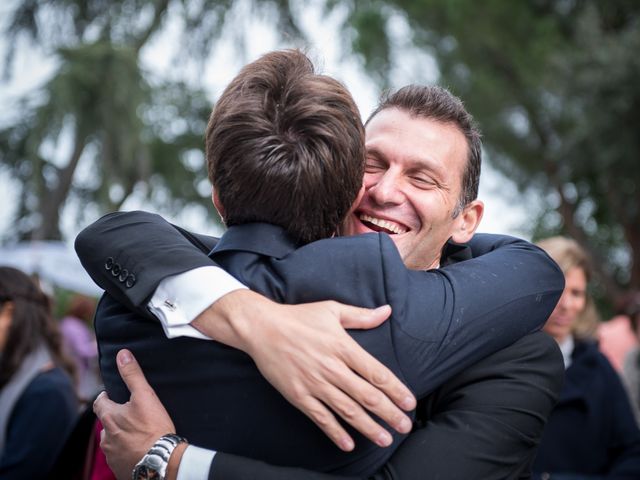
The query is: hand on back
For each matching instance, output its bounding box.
[193,291,416,450]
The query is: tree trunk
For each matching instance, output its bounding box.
[133,0,170,53]
[626,224,640,291]
[543,164,621,301]
[31,127,87,240]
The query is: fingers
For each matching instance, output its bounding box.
[116,349,152,394]
[295,395,355,452]
[319,382,396,448]
[337,304,392,330]
[93,391,108,418]
[300,301,415,445]
[345,343,416,412]
[330,364,413,437]
[93,390,116,430]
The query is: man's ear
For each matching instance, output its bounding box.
[451,200,484,244]
[212,190,226,224]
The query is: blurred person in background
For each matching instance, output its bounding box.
[621,292,640,425]
[60,294,100,401]
[598,291,639,373]
[533,237,640,479]
[0,267,78,478]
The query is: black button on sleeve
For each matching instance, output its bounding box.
[118,269,129,282]
[125,274,136,288]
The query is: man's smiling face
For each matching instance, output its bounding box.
[341,107,480,270]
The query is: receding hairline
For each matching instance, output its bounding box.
[365,106,472,193]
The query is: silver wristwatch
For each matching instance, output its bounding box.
[132,433,187,480]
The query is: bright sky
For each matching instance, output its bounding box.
[0,1,533,243]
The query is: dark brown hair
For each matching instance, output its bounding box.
[0,267,76,389]
[367,85,482,216]
[66,294,96,323]
[206,49,365,244]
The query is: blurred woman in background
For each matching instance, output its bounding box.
[533,237,640,479]
[621,292,640,424]
[0,267,78,478]
[60,294,100,401]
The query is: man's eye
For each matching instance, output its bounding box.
[365,162,384,171]
[411,176,435,187]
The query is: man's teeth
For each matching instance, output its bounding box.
[359,214,408,234]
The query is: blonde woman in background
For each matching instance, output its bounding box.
[532,237,640,479]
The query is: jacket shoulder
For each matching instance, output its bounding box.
[271,233,404,306]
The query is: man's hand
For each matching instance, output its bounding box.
[94,349,182,480]
[193,290,417,451]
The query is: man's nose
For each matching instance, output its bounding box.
[557,290,571,310]
[367,172,404,206]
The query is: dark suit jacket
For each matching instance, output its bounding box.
[210,330,564,480]
[76,212,564,477]
[533,341,640,478]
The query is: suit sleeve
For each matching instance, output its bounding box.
[381,233,565,397]
[400,331,565,479]
[74,211,219,313]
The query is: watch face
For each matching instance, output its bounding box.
[133,465,160,480]
[133,435,184,480]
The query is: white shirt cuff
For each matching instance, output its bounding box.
[176,445,216,480]
[148,266,247,340]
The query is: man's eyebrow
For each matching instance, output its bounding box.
[403,153,449,181]
[364,147,389,165]
[365,145,448,179]
[365,146,384,158]
[406,157,445,174]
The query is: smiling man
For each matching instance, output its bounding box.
[77,64,563,480]
[343,99,482,272]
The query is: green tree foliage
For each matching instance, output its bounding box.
[0,0,302,240]
[3,0,638,302]
[342,0,640,298]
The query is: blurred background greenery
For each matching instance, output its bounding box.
[0,0,638,310]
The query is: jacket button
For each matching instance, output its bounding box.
[119,269,129,282]
[125,274,136,288]
[105,257,114,270]
[111,263,121,276]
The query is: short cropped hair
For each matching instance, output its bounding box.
[367,85,482,216]
[206,50,365,244]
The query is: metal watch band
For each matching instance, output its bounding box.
[132,433,187,480]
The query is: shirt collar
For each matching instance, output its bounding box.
[211,227,472,266]
[558,335,575,369]
[440,239,472,267]
[209,223,300,260]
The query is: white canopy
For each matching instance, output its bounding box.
[0,241,103,297]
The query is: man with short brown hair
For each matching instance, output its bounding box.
[78,50,564,480]
[207,49,365,244]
